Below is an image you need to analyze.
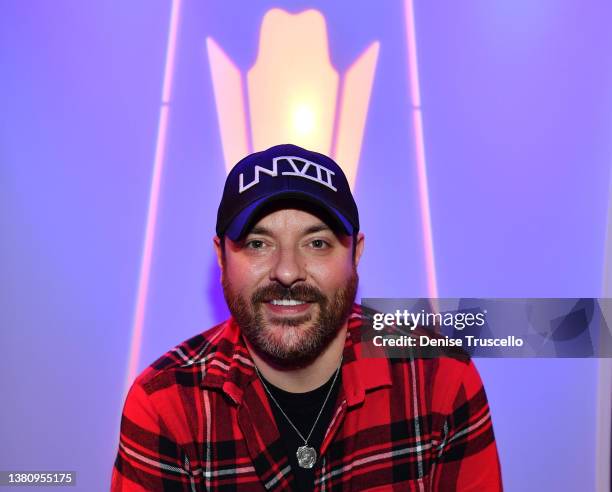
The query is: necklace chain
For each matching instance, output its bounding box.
[255,358,342,445]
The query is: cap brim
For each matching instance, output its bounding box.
[224,192,354,241]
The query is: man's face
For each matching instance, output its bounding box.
[214,207,364,368]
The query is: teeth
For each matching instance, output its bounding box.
[270,299,306,306]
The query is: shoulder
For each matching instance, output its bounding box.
[133,319,230,396]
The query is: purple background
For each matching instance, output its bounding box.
[2,1,611,490]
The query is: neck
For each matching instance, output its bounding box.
[247,324,347,393]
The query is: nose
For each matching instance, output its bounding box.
[269,245,306,287]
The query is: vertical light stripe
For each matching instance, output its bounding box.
[124,0,182,393]
[596,358,611,492]
[597,178,612,491]
[403,0,438,299]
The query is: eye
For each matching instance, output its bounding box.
[310,239,329,249]
[245,239,265,250]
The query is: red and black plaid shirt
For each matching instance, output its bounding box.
[112,304,502,491]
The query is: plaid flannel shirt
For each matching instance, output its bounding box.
[112,304,502,491]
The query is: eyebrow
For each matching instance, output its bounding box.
[247,223,332,236]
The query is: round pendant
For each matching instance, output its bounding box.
[296,445,317,469]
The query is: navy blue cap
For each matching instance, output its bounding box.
[216,144,359,240]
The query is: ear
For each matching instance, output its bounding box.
[213,236,224,272]
[353,232,365,267]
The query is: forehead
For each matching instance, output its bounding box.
[250,208,325,230]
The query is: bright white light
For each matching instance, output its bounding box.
[292,104,316,136]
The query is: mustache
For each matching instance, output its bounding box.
[251,283,326,304]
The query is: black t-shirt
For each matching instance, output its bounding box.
[260,369,342,492]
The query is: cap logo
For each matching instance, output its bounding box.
[238,156,338,193]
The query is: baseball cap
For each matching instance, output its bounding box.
[216,144,359,241]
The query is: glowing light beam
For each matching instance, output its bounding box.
[597,176,612,490]
[124,0,182,394]
[247,9,339,155]
[206,37,250,173]
[333,41,380,190]
[404,0,438,299]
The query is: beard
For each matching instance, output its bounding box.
[222,269,358,369]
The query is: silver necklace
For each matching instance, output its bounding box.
[255,359,342,469]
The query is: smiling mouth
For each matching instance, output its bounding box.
[269,299,307,306]
[264,298,314,316]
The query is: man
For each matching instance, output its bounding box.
[112,144,503,491]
